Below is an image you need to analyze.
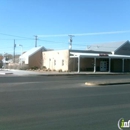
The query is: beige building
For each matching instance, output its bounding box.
[43,41,130,72]
[43,50,69,71]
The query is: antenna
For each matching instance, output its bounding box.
[68,35,74,50]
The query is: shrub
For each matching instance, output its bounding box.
[58,69,62,72]
[42,66,46,69]
[42,66,46,71]
[20,64,28,70]
[31,66,39,70]
[47,68,51,71]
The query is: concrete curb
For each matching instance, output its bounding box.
[85,81,130,86]
[36,73,130,76]
[4,69,130,74]
[0,72,13,75]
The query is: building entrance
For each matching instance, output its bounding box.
[100,61,107,71]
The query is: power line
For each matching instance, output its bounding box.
[0,39,34,41]
[0,32,34,40]
[0,32,68,44]
[0,32,130,51]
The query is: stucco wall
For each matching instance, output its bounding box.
[29,49,42,68]
[43,50,69,71]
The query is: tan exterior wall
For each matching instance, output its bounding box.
[29,49,42,68]
[43,50,69,71]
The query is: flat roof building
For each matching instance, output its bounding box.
[43,40,130,73]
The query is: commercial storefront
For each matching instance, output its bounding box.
[69,52,130,72]
[43,40,130,73]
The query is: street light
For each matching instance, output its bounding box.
[18,44,23,55]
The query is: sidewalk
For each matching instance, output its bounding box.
[0,69,42,75]
[0,69,13,75]
[0,69,130,76]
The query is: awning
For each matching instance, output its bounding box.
[70,52,130,59]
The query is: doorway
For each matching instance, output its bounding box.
[100,61,107,71]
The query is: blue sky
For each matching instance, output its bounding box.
[0,0,130,54]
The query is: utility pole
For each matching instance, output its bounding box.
[34,35,38,47]
[68,35,74,50]
[13,39,16,63]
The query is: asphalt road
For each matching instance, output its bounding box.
[0,75,130,130]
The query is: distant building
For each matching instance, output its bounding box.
[43,41,130,72]
[0,56,3,68]
[0,60,3,68]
